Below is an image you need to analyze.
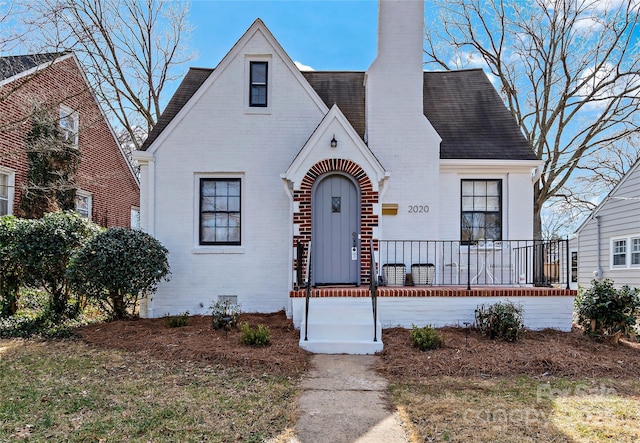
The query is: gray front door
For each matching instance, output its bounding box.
[313,174,359,285]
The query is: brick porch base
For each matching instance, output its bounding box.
[290,286,577,298]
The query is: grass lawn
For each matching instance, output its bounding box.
[3,314,640,442]
[391,376,640,443]
[0,339,298,442]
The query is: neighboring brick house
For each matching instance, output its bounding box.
[0,51,139,227]
[135,0,575,353]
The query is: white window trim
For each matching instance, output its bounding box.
[631,236,640,268]
[610,234,640,269]
[0,166,16,216]
[192,172,245,254]
[244,55,272,114]
[75,189,92,219]
[59,104,79,146]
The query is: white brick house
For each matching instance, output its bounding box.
[135,1,574,352]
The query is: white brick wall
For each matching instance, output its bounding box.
[145,24,326,317]
[139,8,540,318]
[366,0,442,241]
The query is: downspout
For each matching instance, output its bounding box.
[595,215,603,279]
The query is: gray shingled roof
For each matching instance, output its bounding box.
[141,67,212,150]
[424,69,536,160]
[301,71,366,139]
[141,67,536,161]
[0,52,69,81]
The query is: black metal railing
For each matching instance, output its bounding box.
[369,239,378,342]
[295,240,304,289]
[376,239,570,289]
[303,240,311,341]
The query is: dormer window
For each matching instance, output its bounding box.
[59,105,78,146]
[249,61,268,107]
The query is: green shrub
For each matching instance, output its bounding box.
[0,287,102,339]
[67,227,170,320]
[475,300,524,342]
[575,279,640,344]
[210,300,241,330]
[0,216,23,317]
[13,212,101,317]
[240,322,271,347]
[410,324,443,351]
[165,311,189,328]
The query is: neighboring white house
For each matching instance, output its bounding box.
[573,158,640,290]
[135,0,564,339]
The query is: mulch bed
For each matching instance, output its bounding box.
[377,326,640,380]
[76,311,640,380]
[75,311,311,377]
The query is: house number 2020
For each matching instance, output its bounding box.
[408,205,429,214]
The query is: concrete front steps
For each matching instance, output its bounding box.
[299,300,383,354]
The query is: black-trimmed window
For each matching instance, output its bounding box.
[200,178,241,245]
[249,61,268,107]
[461,179,502,243]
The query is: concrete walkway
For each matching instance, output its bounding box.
[292,355,409,443]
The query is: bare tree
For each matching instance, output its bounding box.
[21,0,194,149]
[0,0,23,54]
[425,0,640,238]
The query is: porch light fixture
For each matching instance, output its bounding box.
[330,135,337,148]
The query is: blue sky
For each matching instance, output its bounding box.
[188,0,379,71]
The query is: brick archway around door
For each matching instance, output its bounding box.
[293,158,378,285]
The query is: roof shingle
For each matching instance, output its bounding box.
[141,66,537,162]
[0,52,69,81]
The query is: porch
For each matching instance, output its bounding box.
[290,239,577,354]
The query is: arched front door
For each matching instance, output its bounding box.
[312,174,360,285]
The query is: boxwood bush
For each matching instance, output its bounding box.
[575,279,640,344]
[475,300,524,342]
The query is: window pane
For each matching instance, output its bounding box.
[217,227,232,243]
[486,181,500,196]
[613,254,626,266]
[474,181,487,196]
[228,196,240,212]
[461,181,474,195]
[201,214,216,242]
[251,86,267,105]
[214,196,228,211]
[75,194,90,218]
[251,62,267,83]
[473,196,486,210]
[461,196,474,211]
[202,181,216,197]
[484,214,501,240]
[228,181,240,196]
[632,239,640,265]
[486,197,500,211]
[0,200,6,216]
[229,226,240,242]
[201,196,215,212]
[0,173,7,198]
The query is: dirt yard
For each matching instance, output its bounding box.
[76,311,640,380]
